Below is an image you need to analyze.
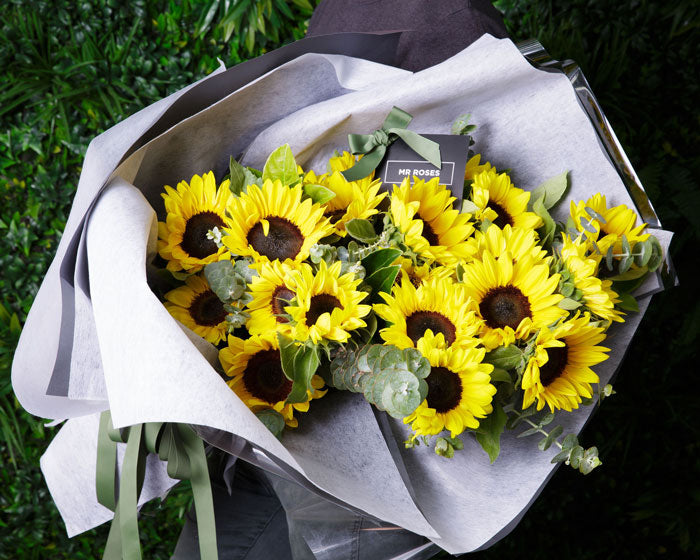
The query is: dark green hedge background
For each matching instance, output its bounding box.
[1,1,698,558]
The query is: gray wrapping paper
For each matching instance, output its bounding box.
[13,34,674,554]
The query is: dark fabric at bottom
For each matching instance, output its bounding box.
[171,461,294,560]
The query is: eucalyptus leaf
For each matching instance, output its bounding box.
[530,171,569,210]
[303,183,336,205]
[345,218,378,243]
[255,410,285,439]
[361,248,402,276]
[475,404,507,463]
[203,261,246,302]
[633,239,652,267]
[262,144,299,185]
[646,235,664,272]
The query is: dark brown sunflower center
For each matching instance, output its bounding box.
[242,349,292,404]
[325,208,346,224]
[480,286,532,330]
[487,201,513,229]
[420,218,440,246]
[247,217,304,261]
[306,294,342,326]
[189,290,227,326]
[271,286,295,324]
[405,311,456,346]
[182,211,225,259]
[539,345,569,386]
[426,366,462,413]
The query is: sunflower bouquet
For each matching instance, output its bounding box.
[15,34,675,556]
[153,124,665,473]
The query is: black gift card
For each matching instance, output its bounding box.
[377,134,470,200]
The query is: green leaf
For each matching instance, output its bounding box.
[490,367,513,384]
[262,144,299,185]
[361,248,402,276]
[529,171,569,210]
[434,437,455,458]
[616,292,639,312]
[303,183,336,205]
[364,265,400,299]
[569,445,585,469]
[633,239,652,267]
[532,197,556,245]
[277,333,300,382]
[229,156,247,196]
[558,297,582,310]
[286,345,320,404]
[475,404,507,463]
[243,167,263,189]
[461,199,480,214]
[451,113,476,136]
[484,345,523,370]
[255,410,285,439]
[345,218,378,242]
[646,235,664,272]
[538,425,563,451]
[203,261,246,302]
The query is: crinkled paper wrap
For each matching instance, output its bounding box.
[13,34,673,554]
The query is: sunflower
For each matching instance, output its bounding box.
[395,257,454,288]
[460,251,566,350]
[157,171,233,273]
[164,274,230,344]
[246,260,300,336]
[220,333,326,427]
[521,313,609,412]
[303,166,386,236]
[464,153,492,181]
[286,261,371,344]
[390,177,475,265]
[223,179,333,266]
[569,193,650,261]
[403,332,496,438]
[470,168,542,231]
[374,276,482,350]
[466,224,548,263]
[560,235,624,324]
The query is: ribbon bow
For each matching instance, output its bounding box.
[341,106,442,182]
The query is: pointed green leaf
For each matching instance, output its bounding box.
[277,333,300,382]
[361,248,402,276]
[365,265,400,299]
[475,403,508,463]
[345,218,378,243]
[616,292,639,312]
[229,156,247,196]
[533,197,556,245]
[530,171,569,210]
[461,199,480,214]
[303,183,336,205]
[484,345,523,370]
[262,144,299,185]
[558,297,582,310]
[490,367,513,384]
[286,345,320,404]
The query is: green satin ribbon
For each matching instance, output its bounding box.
[341,106,442,182]
[97,411,218,560]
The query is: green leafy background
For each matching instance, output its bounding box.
[1,1,697,558]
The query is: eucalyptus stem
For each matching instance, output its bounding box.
[522,417,563,450]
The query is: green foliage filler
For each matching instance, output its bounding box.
[329,344,430,418]
[1,0,699,558]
